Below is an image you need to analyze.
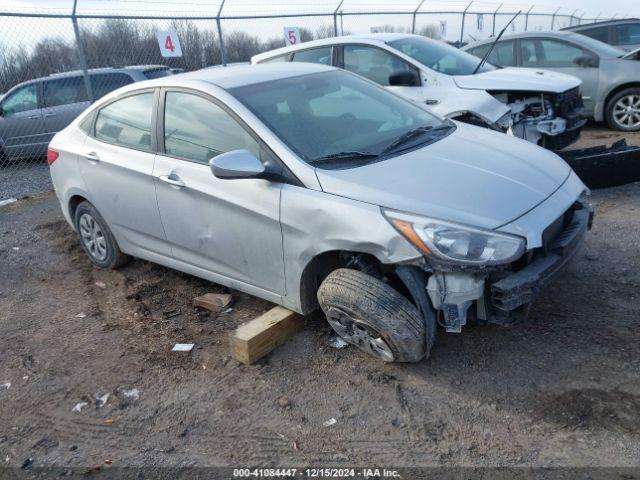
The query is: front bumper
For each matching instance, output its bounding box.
[490,202,593,312]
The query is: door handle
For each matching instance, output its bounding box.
[82,151,100,162]
[28,115,40,120]
[44,113,56,118]
[159,175,186,188]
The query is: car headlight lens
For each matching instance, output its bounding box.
[384,210,525,266]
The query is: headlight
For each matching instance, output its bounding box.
[384,210,525,266]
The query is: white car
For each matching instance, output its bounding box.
[252,33,586,150]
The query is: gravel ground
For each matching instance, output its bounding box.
[0,160,51,201]
[0,127,639,476]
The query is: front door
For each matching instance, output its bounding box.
[153,89,285,296]
[79,89,170,257]
[519,38,600,114]
[0,82,47,158]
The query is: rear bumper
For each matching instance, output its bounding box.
[490,202,593,312]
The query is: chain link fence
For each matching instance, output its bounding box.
[0,0,617,198]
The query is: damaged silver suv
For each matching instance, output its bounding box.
[48,63,593,362]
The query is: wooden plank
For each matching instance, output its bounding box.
[230,306,303,365]
[193,293,233,312]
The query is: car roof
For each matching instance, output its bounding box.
[136,62,337,90]
[462,30,625,58]
[251,33,418,63]
[562,18,640,30]
[46,65,168,79]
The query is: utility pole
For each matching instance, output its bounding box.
[71,0,93,102]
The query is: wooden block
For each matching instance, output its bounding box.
[193,293,233,312]
[230,306,303,365]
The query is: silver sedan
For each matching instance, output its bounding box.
[464,30,640,131]
[48,63,590,363]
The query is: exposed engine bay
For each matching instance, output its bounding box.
[450,87,586,150]
[489,88,586,150]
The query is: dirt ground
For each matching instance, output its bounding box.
[1,125,640,474]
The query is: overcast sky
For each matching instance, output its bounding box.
[1,0,639,46]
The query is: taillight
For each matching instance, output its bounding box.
[47,148,59,166]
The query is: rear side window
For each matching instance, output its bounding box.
[580,26,609,43]
[94,92,154,151]
[43,76,88,107]
[291,47,332,65]
[163,91,260,163]
[90,73,134,99]
[615,23,640,46]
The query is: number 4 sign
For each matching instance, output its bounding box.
[284,27,301,46]
[156,31,183,58]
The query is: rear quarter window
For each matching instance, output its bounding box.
[90,73,135,100]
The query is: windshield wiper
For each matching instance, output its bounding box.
[380,125,451,155]
[309,151,378,165]
[472,10,521,75]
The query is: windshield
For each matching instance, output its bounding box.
[229,70,451,168]
[389,36,495,75]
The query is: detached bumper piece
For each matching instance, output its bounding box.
[560,139,640,189]
[490,203,592,313]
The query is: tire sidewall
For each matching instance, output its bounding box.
[606,88,640,132]
[74,202,120,269]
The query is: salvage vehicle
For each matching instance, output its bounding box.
[48,63,592,362]
[464,31,640,131]
[251,33,586,150]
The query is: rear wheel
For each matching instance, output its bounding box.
[606,88,640,131]
[74,201,131,269]
[317,268,427,363]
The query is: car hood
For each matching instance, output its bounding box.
[452,67,581,93]
[315,122,572,230]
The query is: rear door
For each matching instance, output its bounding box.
[153,88,285,296]
[0,82,46,158]
[518,37,599,113]
[79,89,170,256]
[42,75,90,143]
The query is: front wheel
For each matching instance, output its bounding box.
[317,268,427,363]
[605,88,640,131]
[74,201,131,269]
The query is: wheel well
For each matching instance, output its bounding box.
[68,195,88,222]
[604,83,640,112]
[299,250,413,314]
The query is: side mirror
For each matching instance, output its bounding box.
[573,54,597,68]
[209,149,267,180]
[388,70,420,87]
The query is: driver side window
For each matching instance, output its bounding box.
[343,45,414,86]
[2,84,38,116]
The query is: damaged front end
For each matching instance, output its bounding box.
[489,87,587,150]
[387,199,593,334]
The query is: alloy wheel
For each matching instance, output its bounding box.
[613,94,640,129]
[78,213,108,262]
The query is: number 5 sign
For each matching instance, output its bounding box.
[156,31,183,58]
[284,27,301,46]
